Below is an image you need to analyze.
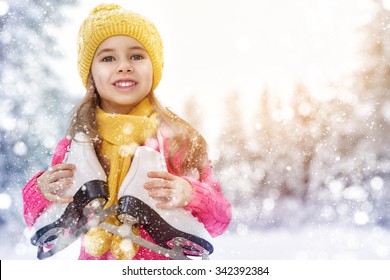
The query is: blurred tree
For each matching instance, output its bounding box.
[249,87,272,199]
[214,92,258,226]
[190,0,390,230]
[303,0,390,226]
[0,0,78,252]
[181,94,204,134]
[349,0,390,225]
[353,0,390,166]
[253,85,321,227]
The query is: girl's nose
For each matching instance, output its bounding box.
[117,60,133,73]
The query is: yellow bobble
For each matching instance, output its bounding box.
[84,227,113,257]
[110,226,140,259]
[110,235,139,260]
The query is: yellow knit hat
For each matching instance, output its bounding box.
[77,4,163,90]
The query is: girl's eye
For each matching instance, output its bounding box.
[131,55,143,61]
[102,56,115,62]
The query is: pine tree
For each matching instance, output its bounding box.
[181,95,204,134]
[214,92,255,227]
[353,0,390,166]
[304,0,390,226]
[350,0,390,226]
[0,0,78,256]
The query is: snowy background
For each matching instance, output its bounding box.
[1,0,390,260]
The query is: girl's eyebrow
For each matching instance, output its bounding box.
[128,46,146,52]
[96,46,146,57]
[96,48,115,57]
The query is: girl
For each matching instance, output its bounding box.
[22,3,231,260]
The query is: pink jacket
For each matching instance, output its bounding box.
[22,133,232,260]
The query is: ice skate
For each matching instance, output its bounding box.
[114,143,214,260]
[30,132,110,259]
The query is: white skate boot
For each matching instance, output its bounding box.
[30,132,110,259]
[103,142,214,260]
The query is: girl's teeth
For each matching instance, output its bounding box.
[116,81,134,87]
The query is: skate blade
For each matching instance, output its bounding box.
[166,237,210,258]
[117,196,213,257]
[31,180,109,259]
[100,222,208,260]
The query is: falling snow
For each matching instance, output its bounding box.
[1,0,390,260]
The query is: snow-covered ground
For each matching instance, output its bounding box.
[2,225,389,260]
[211,225,390,260]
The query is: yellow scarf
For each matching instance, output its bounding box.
[84,97,159,259]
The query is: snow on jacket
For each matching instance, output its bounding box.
[22,132,232,260]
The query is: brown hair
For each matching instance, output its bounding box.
[67,75,208,176]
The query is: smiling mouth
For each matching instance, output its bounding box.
[113,80,136,88]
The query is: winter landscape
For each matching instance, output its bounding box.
[1,0,390,261]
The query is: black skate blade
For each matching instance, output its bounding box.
[31,180,109,259]
[35,225,89,260]
[117,195,214,256]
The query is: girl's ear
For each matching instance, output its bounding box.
[87,73,95,89]
[86,73,100,103]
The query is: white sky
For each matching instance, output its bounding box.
[51,0,376,144]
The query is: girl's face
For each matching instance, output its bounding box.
[91,35,153,114]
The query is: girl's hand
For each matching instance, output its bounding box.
[144,171,193,209]
[37,163,75,204]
